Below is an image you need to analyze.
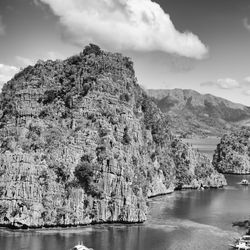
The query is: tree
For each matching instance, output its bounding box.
[82,44,102,56]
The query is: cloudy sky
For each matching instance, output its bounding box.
[1,0,250,105]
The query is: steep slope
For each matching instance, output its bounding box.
[148,89,250,137]
[0,45,225,228]
[213,128,250,174]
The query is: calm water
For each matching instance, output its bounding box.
[1,138,250,250]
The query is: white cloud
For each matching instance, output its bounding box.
[16,51,65,67]
[201,78,240,89]
[16,56,35,66]
[0,64,20,91]
[243,18,250,31]
[216,78,240,89]
[243,89,250,96]
[244,76,250,82]
[46,51,64,61]
[38,0,208,59]
[0,16,5,36]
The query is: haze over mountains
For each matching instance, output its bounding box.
[148,89,250,137]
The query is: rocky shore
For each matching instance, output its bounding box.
[0,45,226,229]
[233,220,250,235]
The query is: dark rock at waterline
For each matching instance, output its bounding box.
[232,220,250,235]
[232,220,250,228]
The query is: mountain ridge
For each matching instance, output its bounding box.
[148,88,248,111]
[148,88,250,137]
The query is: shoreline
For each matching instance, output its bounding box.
[0,185,226,231]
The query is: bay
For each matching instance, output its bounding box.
[0,138,249,250]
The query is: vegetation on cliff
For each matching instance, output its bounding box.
[0,44,226,228]
[213,128,250,174]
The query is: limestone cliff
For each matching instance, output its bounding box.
[213,128,250,174]
[0,44,226,228]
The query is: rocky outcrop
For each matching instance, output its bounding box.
[171,139,226,189]
[213,128,250,174]
[0,44,226,228]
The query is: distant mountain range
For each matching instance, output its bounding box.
[148,89,250,137]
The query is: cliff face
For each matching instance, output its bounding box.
[148,89,250,137]
[0,45,226,228]
[213,128,250,174]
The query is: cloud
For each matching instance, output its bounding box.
[0,16,5,36]
[16,51,65,67]
[0,64,20,91]
[201,78,240,89]
[216,78,240,89]
[46,51,64,61]
[38,0,208,59]
[244,76,250,83]
[243,89,250,96]
[33,0,41,6]
[243,18,250,31]
[16,56,35,67]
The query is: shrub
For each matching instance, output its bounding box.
[44,128,63,149]
[195,162,213,179]
[99,127,109,137]
[123,57,135,75]
[55,164,70,183]
[122,127,131,145]
[10,207,20,217]
[175,164,193,188]
[0,203,8,217]
[65,95,73,108]
[56,207,68,223]
[120,93,130,102]
[43,90,58,105]
[74,158,103,198]
[74,160,95,191]
[2,102,18,117]
[23,124,43,151]
[39,109,50,118]
[39,170,49,181]
[80,82,91,97]
[28,124,41,137]
[48,162,70,183]
[0,186,5,197]
[132,155,138,166]
[96,145,107,162]
[0,169,5,177]
[83,44,102,56]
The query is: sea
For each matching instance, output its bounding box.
[1,137,250,250]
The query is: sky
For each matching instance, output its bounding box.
[0,0,250,105]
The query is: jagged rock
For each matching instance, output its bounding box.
[0,45,226,228]
[213,128,250,174]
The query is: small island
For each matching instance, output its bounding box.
[213,128,250,174]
